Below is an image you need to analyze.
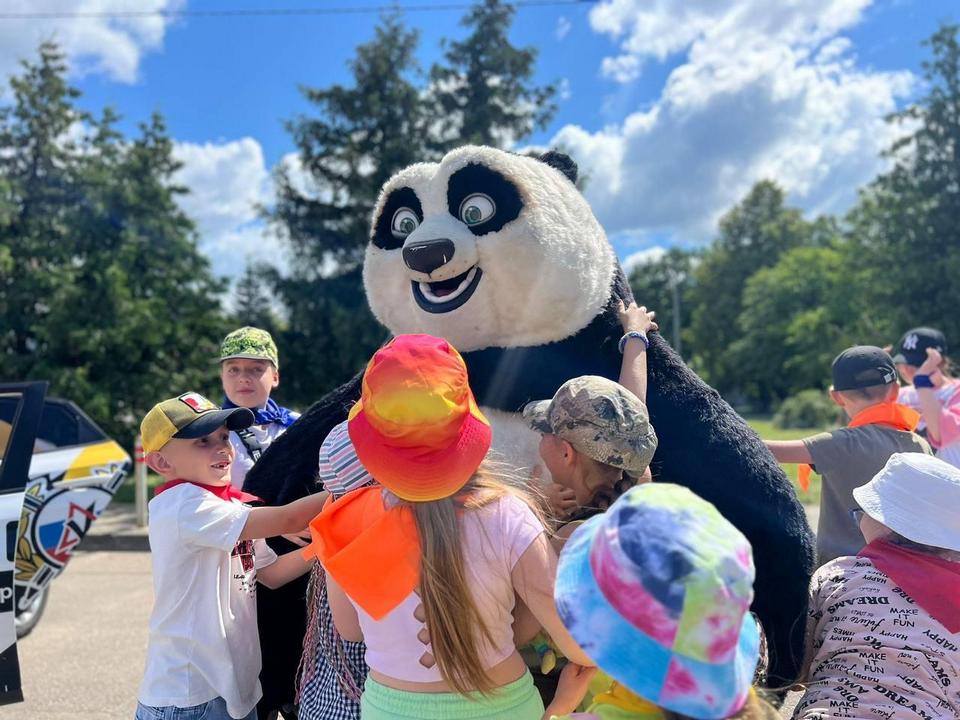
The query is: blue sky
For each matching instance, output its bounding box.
[0,0,954,280]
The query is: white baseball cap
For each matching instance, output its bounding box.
[853,453,960,552]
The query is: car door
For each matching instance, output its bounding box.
[0,382,46,706]
[12,399,130,633]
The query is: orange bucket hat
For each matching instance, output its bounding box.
[347,334,492,502]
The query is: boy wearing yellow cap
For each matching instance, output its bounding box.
[135,392,327,720]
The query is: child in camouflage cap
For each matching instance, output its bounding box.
[525,301,659,525]
[519,303,659,706]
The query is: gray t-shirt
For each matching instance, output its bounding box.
[804,426,931,565]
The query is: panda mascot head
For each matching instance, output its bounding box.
[365,146,614,352]
[243,145,815,691]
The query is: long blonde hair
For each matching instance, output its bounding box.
[408,463,540,697]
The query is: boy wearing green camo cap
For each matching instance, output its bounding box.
[218,326,300,491]
[219,326,304,720]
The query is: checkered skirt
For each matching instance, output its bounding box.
[297,571,368,720]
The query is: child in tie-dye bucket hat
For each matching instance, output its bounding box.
[301,334,595,720]
[545,483,779,720]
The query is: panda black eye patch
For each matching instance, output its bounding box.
[447,164,522,236]
[372,187,423,250]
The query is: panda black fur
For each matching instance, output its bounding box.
[244,146,815,691]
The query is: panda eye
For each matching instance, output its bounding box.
[458,194,496,226]
[391,208,420,240]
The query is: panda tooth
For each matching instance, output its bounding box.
[418,267,477,304]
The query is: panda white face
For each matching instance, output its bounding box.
[364,146,616,353]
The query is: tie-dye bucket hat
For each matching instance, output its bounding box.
[555,483,759,720]
[347,334,492,502]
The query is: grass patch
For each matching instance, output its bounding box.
[113,473,164,504]
[745,415,834,507]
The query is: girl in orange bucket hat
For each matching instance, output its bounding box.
[303,334,593,719]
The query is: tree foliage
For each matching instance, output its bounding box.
[627,248,698,354]
[0,43,228,442]
[429,0,557,148]
[266,6,559,405]
[846,22,960,346]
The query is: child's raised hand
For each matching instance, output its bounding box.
[617,300,658,335]
[917,347,943,377]
[547,663,598,717]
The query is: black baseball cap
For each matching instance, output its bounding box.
[832,346,897,392]
[892,327,947,367]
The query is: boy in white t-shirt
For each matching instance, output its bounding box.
[136,392,326,720]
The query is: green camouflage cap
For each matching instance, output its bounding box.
[219,326,279,368]
[524,375,657,477]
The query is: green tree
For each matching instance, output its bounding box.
[429,0,557,148]
[731,244,863,405]
[270,12,429,269]
[0,44,229,441]
[847,23,960,345]
[0,42,86,374]
[265,13,423,403]
[686,181,827,399]
[627,248,698,354]
[232,261,281,333]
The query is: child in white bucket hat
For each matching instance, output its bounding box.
[794,452,960,719]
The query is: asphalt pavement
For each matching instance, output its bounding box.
[9,550,151,720]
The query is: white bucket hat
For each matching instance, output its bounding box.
[853,452,960,552]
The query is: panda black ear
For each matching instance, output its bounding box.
[537,150,578,184]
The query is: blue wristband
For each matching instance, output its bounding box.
[619,331,649,353]
[914,374,935,389]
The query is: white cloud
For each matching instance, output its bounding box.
[622,245,667,273]
[601,55,641,84]
[0,0,182,86]
[556,0,914,243]
[555,16,572,41]
[173,137,286,280]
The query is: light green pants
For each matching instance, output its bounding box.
[360,671,545,720]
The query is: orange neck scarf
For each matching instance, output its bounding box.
[302,485,420,620]
[798,402,920,491]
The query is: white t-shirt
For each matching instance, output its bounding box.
[138,484,277,717]
[229,415,300,490]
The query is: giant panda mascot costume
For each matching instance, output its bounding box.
[245,146,816,696]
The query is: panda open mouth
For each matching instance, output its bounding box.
[412,266,483,314]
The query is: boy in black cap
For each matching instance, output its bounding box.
[764,346,932,566]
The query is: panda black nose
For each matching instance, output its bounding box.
[402,238,455,275]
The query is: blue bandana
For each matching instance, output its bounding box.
[223,397,297,428]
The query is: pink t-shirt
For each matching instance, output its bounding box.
[353,493,544,682]
[795,555,960,719]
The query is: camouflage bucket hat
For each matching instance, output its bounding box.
[524,375,657,477]
[219,326,279,368]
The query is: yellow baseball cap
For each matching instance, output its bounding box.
[141,392,254,453]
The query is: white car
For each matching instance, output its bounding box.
[0,383,131,705]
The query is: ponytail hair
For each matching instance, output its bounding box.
[408,464,542,697]
[411,496,497,695]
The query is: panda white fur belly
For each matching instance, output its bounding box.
[363,145,619,477]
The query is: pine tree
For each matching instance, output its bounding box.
[847,23,960,345]
[0,44,229,441]
[429,0,557,149]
